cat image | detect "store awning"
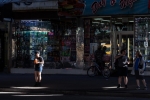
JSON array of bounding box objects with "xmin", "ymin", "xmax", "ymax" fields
[{"xmin": 0, "ymin": 0, "xmax": 57, "ymax": 6}]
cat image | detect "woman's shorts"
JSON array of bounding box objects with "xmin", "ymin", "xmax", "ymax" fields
[
  {"xmin": 135, "ymin": 70, "xmax": 144, "ymax": 80},
  {"xmin": 117, "ymin": 67, "xmax": 128, "ymax": 76},
  {"xmin": 35, "ymin": 66, "xmax": 43, "ymax": 72}
]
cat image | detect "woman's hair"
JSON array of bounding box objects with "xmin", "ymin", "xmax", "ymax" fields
[
  {"xmin": 120, "ymin": 49, "xmax": 126, "ymax": 54},
  {"xmin": 136, "ymin": 50, "xmax": 142, "ymax": 57},
  {"xmin": 35, "ymin": 51, "xmax": 40, "ymax": 55}
]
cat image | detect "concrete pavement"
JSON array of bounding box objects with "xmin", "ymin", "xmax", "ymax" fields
[{"xmin": 0, "ymin": 73, "xmax": 150, "ymax": 98}]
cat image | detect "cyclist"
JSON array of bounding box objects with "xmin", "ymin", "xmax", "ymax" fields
[{"xmin": 94, "ymin": 45, "xmax": 104, "ymax": 70}]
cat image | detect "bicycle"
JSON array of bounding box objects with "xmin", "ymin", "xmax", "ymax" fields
[{"xmin": 87, "ymin": 61, "xmax": 111, "ymax": 78}]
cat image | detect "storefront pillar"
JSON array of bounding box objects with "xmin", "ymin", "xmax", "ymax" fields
[
  {"xmin": 8, "ymin": 22, "xmax": 12, "ymax": 73},
  {"xmin": 119, "ymin": 32, "xmax": 122, "ymax": 54},
  {"xmin": 76, "ymin": 17, "xmax": 84, "ymax": 68},
  {"xmin": 111, "ymin": 25, "xmax": 117, "ymax": 69}
]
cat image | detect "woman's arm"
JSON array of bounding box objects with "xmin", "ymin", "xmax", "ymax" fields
[
  {"xmin": 115, "ymin": 54, "xmax": 123, "ymax": 59},
  {"xmin": 141, "ymin": 57, "xmax": 145, "ymax": 71},
  {"xmin": 34, "ymin": 59, "xmax": 43, "ymax": 64}
]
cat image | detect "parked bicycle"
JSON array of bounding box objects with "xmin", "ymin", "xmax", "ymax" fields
[{"xmin": 87, "ymin": 61, "xmax": 111, "ymax": 78}]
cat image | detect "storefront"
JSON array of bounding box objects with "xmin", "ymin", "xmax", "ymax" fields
[
  {"xmin": 58, "ymin": 0, "xmax": 150, "ymax": 72},
  {"xmin": 11, "ymin": 0, "xmax": 150, "ymax": 74},
  {"xmin": 11, "ymin": 0, "xmax": 85, "ymax": 74},
  {"xmin": 80, "ymin": 0, "xmax": 150, "ymax": 71}
]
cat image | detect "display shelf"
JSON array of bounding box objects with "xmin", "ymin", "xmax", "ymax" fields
[{"xmin": 134, "ymin": 17, "xmax": 150, "ymax": 62}]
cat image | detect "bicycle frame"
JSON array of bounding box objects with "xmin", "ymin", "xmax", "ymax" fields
[{"xmin": 93, "ymin": 62, "xmax": 102, "ymax": 73}]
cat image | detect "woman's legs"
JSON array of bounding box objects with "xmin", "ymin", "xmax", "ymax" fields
[
  {"xmin": 34, "ymin": 71, "xmax": 38, "ymax": 82},
  {"xmin": 118, "ymin": 76, "xmax": 122, "ymax": 85},
  {"xmin": 37, "ymin": 72, "xmax": 42, "ymax": 82},
  {"xmin": 142, "ymin": 79, "xmax": 147, "ymax": 87},
  {"xmin": 123, "ymin": 76, "xmax": 128, "ymax": 85},
  {"xmin": 136, "ymin": 79, "xmax": 140, "ymax": 87},
  {"xmin": 36, "ymin": 71, "xmax": 42, "ymax": 86},
  {"xmin": 34, "ymin": 71, "xmax": 38, "ymax": 86}
]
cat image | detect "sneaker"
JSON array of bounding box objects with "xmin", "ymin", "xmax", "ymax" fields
[
  {"xmin": 136, "ymin": 86, "xmax": 140, "ymax": 90},
  {"xmin": 144, "ymin": 87, "xmax": 147, "ymax": 90},
  {"xmin": 125, "ymin": 85, "xmax": 128, "ymax": 89},
  {"xmin": 117, "ymin": 84, "xmax": 121, "ymax": 88}
]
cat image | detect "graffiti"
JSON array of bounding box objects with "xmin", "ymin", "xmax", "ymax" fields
[
  {"xmin": 119, "ymin": 0, "xmax": 137, "ymax": 9},
  {"xmin": 91, "ymin": 0, "xmax": 106, "ymax": 14}
]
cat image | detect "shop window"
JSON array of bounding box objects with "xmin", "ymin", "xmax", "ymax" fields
[
  {"xmin": 84, "ymin": 17, "xmax": 111, "ymax": 68},
  {"xmin": 111, "ymin": 17, "xmax": 134, "ymax": 31},
  {"xmin": 12, "ymin": 19, "xmax": 77, "ymax": 69},
  {"xmin": 134, "ymin": 17, "xmax": 150, "ymax": 69}
]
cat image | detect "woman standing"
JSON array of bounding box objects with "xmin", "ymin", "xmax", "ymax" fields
[
  {"xmin": 34, "ymin": 51, "xmax": 44, "ymax": 86},
  {"xmin": 131, "ymin": 51, "xmax": 147, "ymax": 90}
]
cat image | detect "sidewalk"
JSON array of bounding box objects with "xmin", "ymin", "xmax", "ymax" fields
[{"xmin": 0, "ymin": 74, "xmax": 150, "ymax": 98}]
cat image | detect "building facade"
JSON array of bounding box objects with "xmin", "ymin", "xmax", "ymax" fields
[{"xmin": 1, "ymin": 0, "xmax": 150, "ymax": 74}]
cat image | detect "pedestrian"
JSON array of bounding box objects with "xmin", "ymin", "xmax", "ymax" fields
[
  {"xmin": 131, "ymin": 50, "xmax": 147, "ymax": 90},
  {"xmin": 94, "ymin": 45, "xmax": 103, "ymax": 69},
  {"xmin": 34, "ymin": 51, "xmax": 44, "ymax": 86},
  {"xmin": 115, "ymin": 49, "xmax": 129, "ymax": 89},
  {"xmin": 102, "ymin": 46, "xmax": 107, "ymax": 67}
]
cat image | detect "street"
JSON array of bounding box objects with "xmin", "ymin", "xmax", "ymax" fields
[
  {"xmin": 0, "ymin": 73, "xmax": 150, "ymax": 99},
  {"xmin": 0, "ymin": 94, "xmax": 150, "ymax": 100}
]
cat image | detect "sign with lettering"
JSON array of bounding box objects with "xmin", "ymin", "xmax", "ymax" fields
[
  {"xmin": 144, "ymin": 41, "xmax": 148, "ymax": 48},
  {"xmin": 83, "ymin": 0, "xmax": 149, "ymax": 15}
]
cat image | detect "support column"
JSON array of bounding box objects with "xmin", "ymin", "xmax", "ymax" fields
[
  {"xmin": 8, "ymin": 22, "xmax": 12, "ymax": 73},
  {"xmin": 119, "ymin": 32, "xmax": 122, "ymax": 54},
  {"xmin": 76, "ymin": 17, "xmax": 84, "ymax": 69},
  {"xmin": 111, "ymin": 25, "xmax": 116, "ymax": 69}
]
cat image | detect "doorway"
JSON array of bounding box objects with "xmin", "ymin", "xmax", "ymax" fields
[{"xmin": 116, "ymin": 31, "xmax": 134, "ymax": 67}]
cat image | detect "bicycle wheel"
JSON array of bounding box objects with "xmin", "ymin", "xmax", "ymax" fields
[
  {"xmin": 87, "ymin": 66, "xmax": 98, "ymax": 77},
  {"xmin": 102, "ymin": 67, "xmax": 110, "ymax": 78}
]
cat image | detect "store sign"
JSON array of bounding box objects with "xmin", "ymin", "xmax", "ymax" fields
[
  {"xmin": 91, "ymin": 0, "xmax": 137, "ymax": 14},
  {"xmin": 144, "ymin": 41, "xmax": 148, "ymax": 48},
  {"xmin": 12, "ymin": 1, "xmax": 58, "ymax": 10},
  {"xmin": 83, "ymin": 0, "xmax": 148, "ymax": 15}
]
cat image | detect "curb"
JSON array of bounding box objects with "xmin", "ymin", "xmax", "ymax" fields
[{"xmin": 0, "ymin": 88, "xmax": 150, "ymax": 98}]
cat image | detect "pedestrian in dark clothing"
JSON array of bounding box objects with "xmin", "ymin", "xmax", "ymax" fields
[
  {"xmin": 94, "ymin": 46, "xmax": 103, "ymax": 69},
  {"xmin": 102, "ymin": 46, "xmax": 107, "ymax": 67},
  {"xmin": 115, "ymin": 49, "xmax": 128, "ymax": 89}
]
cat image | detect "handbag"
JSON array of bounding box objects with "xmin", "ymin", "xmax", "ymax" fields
[
  {"xmin": 138, "ymin": 63, "xmax": 143, "ymax": 69},
  {"xmin": 139, "ymin": 69, "xmax": 144, "ymax": 75}
]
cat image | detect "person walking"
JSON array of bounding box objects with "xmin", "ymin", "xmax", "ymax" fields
[
  {"xmin": 115, "ymin": 49, "xmax": 129, "ymax": 89},
  {"xmin": 131, "ymin": 51, "xmax": 147, "ymax": 90},
  {"xmin": 34, "ymin": 51, "xmax": 44, "ymax": 86}
]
